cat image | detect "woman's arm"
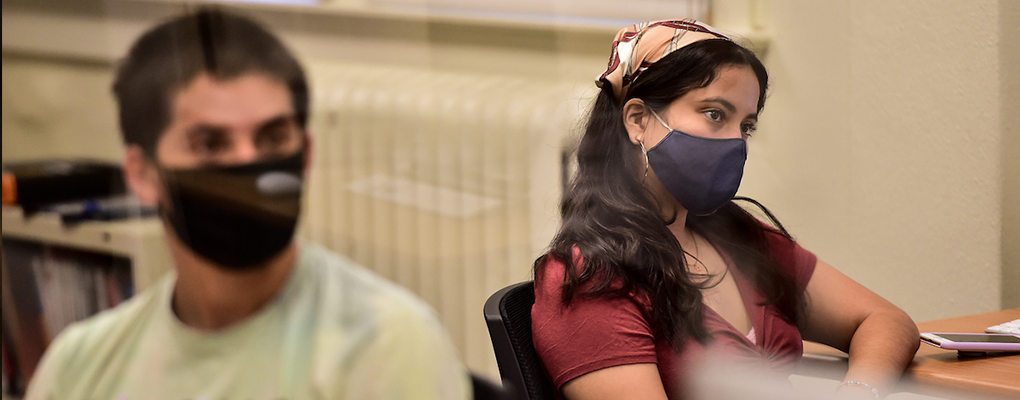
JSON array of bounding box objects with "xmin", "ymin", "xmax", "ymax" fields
[
  {"xmin": 799, "ymin": 260, "xmax": 920, "ymax": 398},
  {"xmin": 561, "ymin": 363, "xmax": 669, "ymax": 400}
]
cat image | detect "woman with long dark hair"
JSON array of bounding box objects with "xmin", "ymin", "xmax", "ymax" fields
[{"xmin": 532, "ymin": 20, "xmax": 919, "ymax": 399}]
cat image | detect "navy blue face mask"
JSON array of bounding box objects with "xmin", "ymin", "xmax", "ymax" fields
[{"xmin": 644, "ymin": 110, "xmax": 747, "ymax": 215}]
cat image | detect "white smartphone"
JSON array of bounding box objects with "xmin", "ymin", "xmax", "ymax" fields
[{"xmin": 920, "ymin": 332, "xmax": 1020, "ymax": 352}]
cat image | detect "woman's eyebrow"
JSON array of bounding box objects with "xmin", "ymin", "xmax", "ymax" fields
[
  {"xmin": 700, "ymin": 97, "xmax": 758, "ymax": 120},
  {"xmin": 699, "ymin": 97, "xmax": 737, "ymax": 113}
]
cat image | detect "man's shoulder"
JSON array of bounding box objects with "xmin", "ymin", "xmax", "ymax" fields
[
  {"xmin": 26, "ymin": 278, "xmax": 169, "ymax": 396},
  {"xmin": 294, "ymin": 243, "xmax": 469, "ymax": 399},
  {"xmin": 49, "ymin": 278, "xmax": 165, "ymax": 357}
]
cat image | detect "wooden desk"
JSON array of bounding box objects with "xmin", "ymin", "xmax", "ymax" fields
[
  {"xmin": 803, "ymin": 308, "xmax": 1020, "ymax": 399},
  {"xmin": 908, "ymin": 308, "xmax": 1020, "ymax": 398}
]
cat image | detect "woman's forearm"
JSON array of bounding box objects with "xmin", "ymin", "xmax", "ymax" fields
[{"xmin": 841, "ymin": 308, "xmax": 920, "ymax": 397}]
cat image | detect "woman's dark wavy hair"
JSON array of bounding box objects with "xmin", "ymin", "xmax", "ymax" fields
[{"xmin": 535, "ymin": 39, "xmax": 804, "ymax": 349}]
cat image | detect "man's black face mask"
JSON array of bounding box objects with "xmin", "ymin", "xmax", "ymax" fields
[{"xmin": 159, "ymin": 150, "xmax": 304, "ymax": 270}]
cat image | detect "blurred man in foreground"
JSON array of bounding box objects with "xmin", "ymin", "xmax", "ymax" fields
[{"xmin": 25, "ymin": 8, "xmax": 469, "ymax": 399}]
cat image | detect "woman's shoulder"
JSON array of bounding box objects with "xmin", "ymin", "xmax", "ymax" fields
[
  {"xmin": 533, "ymin": 247, "xmax": 649, "ymax": 309},
  {"xmin": 752, "ymin": 218, "xmax": 818, "ymax": 286},
  {"xmin": 533, "ymin": 247, "xmax": 606, "ymax": 291},
  {"xmin": 531, "ymin": 250, "xmax": 660, "ymax": 389},
  {"xmin": 533, "ymin": 251, "xmax": 573, "ymax": 299},
  {"xmin": 534, "ymin": 245, "xmax": 584, "ymax": 286}
]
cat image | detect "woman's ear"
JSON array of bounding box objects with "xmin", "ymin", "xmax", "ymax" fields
[
  {"xmin": 123, "ymin": 145, "xmax": 161, "ymax": 207},
  {"xmin": 622, "ymin": 98, "xmax": 649, "ymax": 146}
]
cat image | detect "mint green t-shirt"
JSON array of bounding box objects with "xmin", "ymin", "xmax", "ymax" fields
[{"xmin": 25, "ymin": 242, "xmax": 470, "ymax": 400}]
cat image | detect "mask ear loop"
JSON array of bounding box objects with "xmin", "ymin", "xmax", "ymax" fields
[
  {"xmin": 650, "ymin": 109, "xmax": 673, "ymax": 131},
  {"xmin": 641, "ymin": 108, "xmax": 671, "ymax": 179}
]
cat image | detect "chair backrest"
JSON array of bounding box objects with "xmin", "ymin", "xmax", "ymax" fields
[
  {"xmin": 483, "ymin": 281, "xmax": 557, "ymax": 400},
  {"xmin": 471, "ymin": 372, "xmax": 509, "ymax": 400}
]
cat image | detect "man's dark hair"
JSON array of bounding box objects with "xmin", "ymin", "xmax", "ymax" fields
[{"xmin": 113, "ymin": 8, "xmax": 309, "ymax": 156}]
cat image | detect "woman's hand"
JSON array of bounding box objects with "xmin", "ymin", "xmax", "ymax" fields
[{"xmin": 799, "ymin": 260, "xmax": 921, "ymax": 398}]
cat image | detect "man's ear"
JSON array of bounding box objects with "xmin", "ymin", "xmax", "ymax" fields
[
  {"xmin": 124, "ymin": 145, "xmax": 161, "ymax": 207},
  {"xmin": 622, "ymin": 98, "xmax": 649, "ymax": 146},
  {"xmin": 302, "ymin": 133, "xmax": 314, "ymax": 180}
]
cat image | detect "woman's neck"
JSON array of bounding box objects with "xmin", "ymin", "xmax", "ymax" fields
[
  {"xmin": 646, "ymin": 167, "xmax": 693, "ymax": 248},
  {"xmin": 667, "ymin": 217, "xmax": 694, "ymax": 249}
]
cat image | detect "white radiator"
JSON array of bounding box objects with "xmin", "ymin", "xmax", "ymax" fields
[{"xmin": 300, "ymin": 62, "xmax": 585, "ymax": 377}]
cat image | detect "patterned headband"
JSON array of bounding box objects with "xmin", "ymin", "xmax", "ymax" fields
[{"xmin": 597, "ymin": 19, "xmax": 730, "ymax": 104}]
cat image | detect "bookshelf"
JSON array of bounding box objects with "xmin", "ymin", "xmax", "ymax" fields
[
  {"xmin": 0, "ymin": 206, "xmax": 171, "ymax": 395},
  {"xmin": 1, "ymin": 207, "xmax": 170, "ymax": 292}
]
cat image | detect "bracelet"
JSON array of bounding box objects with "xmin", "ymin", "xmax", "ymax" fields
[{"xmin": 837, "ymin": 380, "xmax": 880, "ymax": 398}]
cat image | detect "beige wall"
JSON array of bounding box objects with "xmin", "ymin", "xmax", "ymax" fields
[
  {"xmin": 2, "ymin": 56, "xmax": 122, "ymax": 163},
  {"xmin": 740, "ymin": 0, "xmax": 1013, "ymax": 321},
  {"xmin": 1001, "ymin": 0, "xmax": 1020, "ymax": 309},
  {"xmin": 2, "ymin": 0, "xmax": 1016, "ymax": 322}
]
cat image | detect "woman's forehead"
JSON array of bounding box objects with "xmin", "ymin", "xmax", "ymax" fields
[{"xmin": 680, "ymin": 66, "xmax": 760, "ymax": 112}]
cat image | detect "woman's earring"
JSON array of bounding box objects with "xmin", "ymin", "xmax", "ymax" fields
[{"xmin": 639, "ymin": 141, "xmax": 649, "ymax": 178}]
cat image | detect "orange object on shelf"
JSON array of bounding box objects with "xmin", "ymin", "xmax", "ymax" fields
[{"xmin": 2, "ymin": 172, "xmax": 15, "ymax": 205}]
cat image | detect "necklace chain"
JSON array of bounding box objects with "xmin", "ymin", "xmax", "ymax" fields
[{"xmin": 685, "ymin": 231, "xmax": 707, "ymax": 274}]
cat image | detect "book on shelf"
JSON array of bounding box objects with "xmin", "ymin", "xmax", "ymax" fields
[{"xmin": 1, "ymin": 239, "xmax": 134, "ymax": 396}]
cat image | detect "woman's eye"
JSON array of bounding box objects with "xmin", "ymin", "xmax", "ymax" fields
[
  {"xmin": 705, "ymin": 110, "xmax": 723, "ymax": 122},
  {"xmin": 741, "ymin": 123, "xmax": 757, "ymax": 138}
]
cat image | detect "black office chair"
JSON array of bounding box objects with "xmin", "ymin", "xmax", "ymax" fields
[
  {"xmin": 471, "ymin": 372, "xmax": 510, "ymax": 400},
  {"xmin": 483, "ymin": 281, "xmax": 557, "ymax": 400}
]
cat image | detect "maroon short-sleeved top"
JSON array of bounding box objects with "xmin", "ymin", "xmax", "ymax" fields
[{"xmin": 531, "ymin": 229, "xmax": 817, "ymax": 398}]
